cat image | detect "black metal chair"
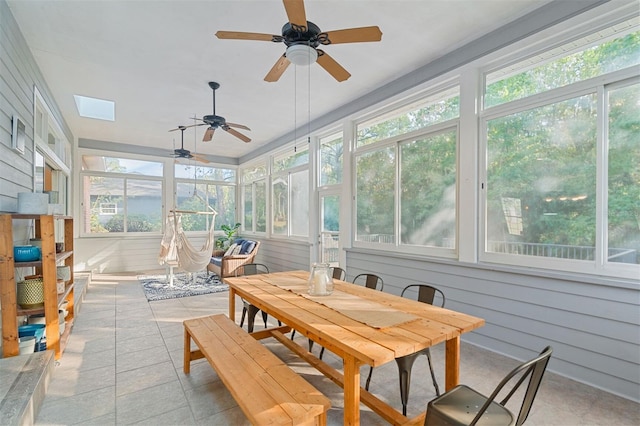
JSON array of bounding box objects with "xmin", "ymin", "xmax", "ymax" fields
[
  {"xmin": 364, "ymin": 284, "xmax": 445, "ymax": 415},
  {"xmin": 237, "ymin": 263, "xmax": 270, "ymax": 333},
  {"xmin": 425, "ymin": 345, "xmax": 553, "ymax": 425},
  {"xmin": 331, "ymin": 266, "xmax": 346, "ymax": 281},
  {"xmin": 352, "ymin": 273, "xmax": 384, "ymax": 291}
]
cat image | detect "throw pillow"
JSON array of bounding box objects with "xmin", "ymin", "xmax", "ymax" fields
[
  {"xmin": 224, "ymin": 243, "xmax": 238, "ymax": 257},
  {"xmin": 240, "ymin": 240, "xmax": 256, "ymax": 255},
  {"xmin": 231, "ymin": 244, "xmax": 243, "ymax": 255}
]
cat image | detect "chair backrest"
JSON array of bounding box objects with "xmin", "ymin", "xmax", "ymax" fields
[
  {"xmin": 239, "ymin": 263, "xmax": 269, "ymax": 276},
  {"xmin": 352, "ymin": 273, "xmax": 384, "ymax": 291},
  {"xmin": 474, "ymin": 345, "xmax": 553, "ymax": 426},
  {"xmin": 401, "ymin": 284, "xmax": 445, "ymax": 308},
  {"xmin": 331, "ymin": 267, "xmax": 346, "ymax": 281}
]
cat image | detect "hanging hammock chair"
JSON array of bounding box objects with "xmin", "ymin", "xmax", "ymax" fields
[{"xmin": 158, "ymin": 209, "xmax": 217, "ymax": 286}]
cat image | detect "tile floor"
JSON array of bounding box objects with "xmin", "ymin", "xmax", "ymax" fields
[{"xmin": 34, "ymin": 272, "xmax": 639, "ymax": 425}]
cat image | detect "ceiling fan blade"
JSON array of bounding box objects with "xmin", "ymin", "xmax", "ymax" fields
[
  {"xmin": 191, "ymin": 153, "xmax": 211, "ymax": 164},
  {"xmin": 225, "ymin": 122, "xmax": 251, "ymax": 131},
  {"xmin": 203, "ymin": 127, "xmax": 215, "ymax": 142},
  {"xmin": 316, "ymin": 50, "xmax": 351, "ymax": 82},
  {"xmin": 323, "ymin": 26, "xmax": 383, "ymax": 44},
  {"xmin": 224, "ymin": 127, "xmax": 252, "ymax": 143},
  {"xmin": 215, "ymin": 31, "xmax": 278, "ymax": 42},
  {"xmin": 168, "ymin": 123, "xmax": 206, "ymax": 132},
  {"xmin": 283, "ymin": 0, "xmax": 307, "ymax": 28},
  {"xmin": 264, "ymin": 54, "xmax": 291, "ymax": 82}
]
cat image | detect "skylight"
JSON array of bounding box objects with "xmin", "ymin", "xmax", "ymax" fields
[{"xmin": 73, "ymin": 95, "xmax": 115, "ymax": 121}]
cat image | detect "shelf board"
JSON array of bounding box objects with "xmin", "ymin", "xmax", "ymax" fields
[
  {"xmin": 13, "ymin": 251, "xmax": 73, "ymax": 268},
  {"xmin": 0, "ymin": 213, "xmax": 73, "ymax": 220}
]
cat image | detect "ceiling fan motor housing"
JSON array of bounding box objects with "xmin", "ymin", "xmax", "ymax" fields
[
  {"xmin": 281, "ymin": 21, "xmax": 324, "ymax": 48},
  {"xmin": 203, "ymin": 114, "xmax": 226, "ymax": 127}
]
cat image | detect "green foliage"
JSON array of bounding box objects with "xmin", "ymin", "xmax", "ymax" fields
[
  {"xmin": 103, "ymin": 214, "xmax": 155, "ymax": 232},
  {"xmin": 216, "ymin": 222, "xmax": 241, "ymax": 249}
]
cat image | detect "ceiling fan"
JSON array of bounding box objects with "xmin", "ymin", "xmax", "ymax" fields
[
  {"xmin": 182, "ymin": 82, "xmax": 251, "ymax": 143},
  {"xmin": 168, "ymin": 125, "xmax": 210, "ymax": 163},
  {"xmin": 215, "ymin": 0, "xmax": 382, "ymax": 82}
]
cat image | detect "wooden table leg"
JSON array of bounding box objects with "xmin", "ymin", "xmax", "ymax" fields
[
  {"xmin": 228, "ymin": 288, "xmax": 236, "ymax": 321},
  {"xmin": 445, "ymin": 336, "xmax": 461, "ymax": 391},
  {"xmin": 343, "ymin": 355, "xmax": 361, "ymax": 426},
  {"xmin": 183, "ymin": 327, "xmax": 191, "ymax": 374}
]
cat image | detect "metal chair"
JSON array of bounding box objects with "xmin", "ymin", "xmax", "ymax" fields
[
  {"xmin": 237, "ymin": 263, "xmax": 270, "ymax": 333},
  {"xmin": 364, "ymin": 284, "xmax": 445, "ymax": 415},
  {"xmin": 425, "ymin": 345, "xmax": 553, "ymax": 426},
  {"xmin": 331, "ymin": 266, "xmax": 346, "ymax": 281},
  {"xmin": 352, "ymin": 273, "xmax": 384, "ymax": 291}
]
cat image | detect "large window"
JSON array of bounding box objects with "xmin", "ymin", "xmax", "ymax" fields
[
  {"xmin": 81, "ymin": 156, "xmax": 163, "ymax": 234},
  {"xmin": 271, "ymin": 147, "xmax": 309, "ymax": 237},
  {"xmin": 175, "ymin": 164, "xmax": 236, "ymax": 232},
  {"xmin": 355, "ymin": 88, "xmax": 459, "ymax": 252},
  {"xmin": 482, "ymin": 24, "xmax": 639, "ymax": 272}
]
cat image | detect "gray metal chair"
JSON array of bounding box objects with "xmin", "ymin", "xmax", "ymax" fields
[
  {"xmin": 237, "ymin": 263, "xmax": 270, "ymax": 333},
  {"xmin": 352, "ymin": 273, "xmax": 384, "ymax": 291},
  {"xmin": 425, "ymin": 345, "xmax": 553, "ymax": 426},
  {"xmin": 331, "ymin": 266, "xmax": 346, "ymax": 281},
  {"xmin": 365, "ymin": 284, "xmax": 445, "ymax": 415}
]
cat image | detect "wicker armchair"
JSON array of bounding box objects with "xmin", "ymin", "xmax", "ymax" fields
[{"xmin": 207, "ymin": 240, "xmax": 261, "ymax": 278}]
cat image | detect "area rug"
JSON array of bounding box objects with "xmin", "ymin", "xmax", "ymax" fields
[{"xmin": 138, "ymin": 271, "xmax": 228, "ymax": 302}]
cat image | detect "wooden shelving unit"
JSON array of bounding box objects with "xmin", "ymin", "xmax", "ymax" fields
[{"xmin": 0, "ymin": 213, "xmax": 74, "ymax": 359}]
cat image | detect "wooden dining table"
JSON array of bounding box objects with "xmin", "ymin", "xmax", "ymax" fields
[{"xmin": 225, "ymin": 270, "xmax": 485, "ymax": 426}]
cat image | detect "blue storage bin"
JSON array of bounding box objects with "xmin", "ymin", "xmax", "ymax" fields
[{"xmin": 18, "ymin": 324, "xmax": 46, "ymax": 351}]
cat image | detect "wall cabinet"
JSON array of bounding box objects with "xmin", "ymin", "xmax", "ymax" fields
[{"xmin": 0, "ymin": 213, "xmax": 74, "ymax": 359}]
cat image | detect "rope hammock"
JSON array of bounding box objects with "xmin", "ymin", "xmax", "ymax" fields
[{"xmin": 158, "ymin": 209, "xmax": 217, "ymax": 286}]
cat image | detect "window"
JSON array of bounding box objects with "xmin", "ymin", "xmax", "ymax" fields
[
  {"xmin": 357, "ymin": 87, "xmax": 459, "ymax": 148},
  {"xmin": 319, "ymin": 133, "xmax": 343, "ymax": 186},
  {"xmin": 485, "ymin": 95, "xmax": 597, "ymax": 259},
  {"xmin": 81, "ymin": 156, "xmax": 163, "ymax": 234},
  {"xmin": 175, "ymin": 164, "xmax": 236, "ymax": 232},
  {"xmin": 354, "ymin": 88, "xmax": 459, "ymax": 252},
  {"xmin": 356, "ymin": 147, "xmax": 395, "ymax": 244},
  {"xmin": 485, "ymin": 22, "xmax": 640, "ymax": 108},
  {"xmin": 242, "ymin": 164, "xmax": 267, "ymax": 233},
  {"xmin": 482, "ymin": 22, "xmax": 639, "ymax": 273},
  {"xmin": 607, "ymin": 82, "xmax": 640, "ymax": 265},
  {"xmin": 99, "ymin": 203, "xmax": 118, "ymax": 215},
  {"xmin": 271, "ymin": 147, "xmax": 309, "ymax": 237},
  {"xmin": 400, "ymin": 128, "xmax": 457, "ymax": 248},
  {"xmin": 34, "ymin": 87, "xmax": 71, "ymax": 215}
]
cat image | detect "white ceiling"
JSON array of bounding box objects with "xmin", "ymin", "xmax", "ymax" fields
[{"xmin": 8, "ymin": 0, "xmax": 553, "ymax": 161}]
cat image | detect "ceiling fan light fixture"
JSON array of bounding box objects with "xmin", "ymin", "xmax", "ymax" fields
[{"xmin": 286, "ymin": 44, "xmax": 317, "ymax": 66}]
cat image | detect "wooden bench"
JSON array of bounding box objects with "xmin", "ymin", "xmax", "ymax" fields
[{"xmin": 184, "ymin": 314, "xmax": 330, "ymax": 425}]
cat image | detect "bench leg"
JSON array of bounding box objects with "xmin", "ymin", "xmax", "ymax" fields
[{"xmin": 184, "ymin": 328, "xmax": 191, "ymax": 374}]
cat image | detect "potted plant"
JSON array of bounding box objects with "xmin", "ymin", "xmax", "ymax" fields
[{"xmin": 216, "ymin": 222, "xmax": 241, "ymax": 249}]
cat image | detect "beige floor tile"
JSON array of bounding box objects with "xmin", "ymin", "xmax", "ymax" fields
[{"xmin": 29, "ymin": 272, "xmax": 640, "ymax": 426}]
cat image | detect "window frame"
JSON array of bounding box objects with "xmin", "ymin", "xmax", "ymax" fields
[
  {"xmin": 270, "ymin": 145, "xmax": 310, "ymax": 240},
  {"xmin": 79, "ymin": 153, "xmax": 165, "ymax": 237},
  {"xmin": 351, "ymin": 84, "xmax": 461, "ymax": 257},
  {"xmin": 479, "ymin": 35, "xmax": 640, "ymax": 279}
]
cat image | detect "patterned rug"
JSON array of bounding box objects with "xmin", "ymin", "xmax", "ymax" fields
[{"xmin": 138, "ymin": 271, "xmax": 228, "ymax": 302}]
